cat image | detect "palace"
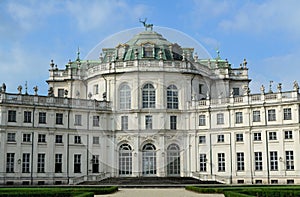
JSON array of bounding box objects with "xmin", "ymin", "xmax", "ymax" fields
[{"xmin": 0, "ymin": 27, "xmax": 299, "ymax": 185}]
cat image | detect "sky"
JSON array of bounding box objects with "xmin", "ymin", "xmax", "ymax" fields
[{"xmin": 1, "ymin": 0, "xmax": 300, "ymax": 95}]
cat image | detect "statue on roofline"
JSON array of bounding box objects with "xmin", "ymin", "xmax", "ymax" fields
[{"xmin": 139, "ymin": 18, "xmax": 153, "ymax": 31}]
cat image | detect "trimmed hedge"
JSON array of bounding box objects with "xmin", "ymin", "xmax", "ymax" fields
[
  {"xmin": 223, "ymin": 191, "xmax": 254, "ymax": 197},
  {"xmin": 186, "ymin": 186, "xmax": 223, "ymax": 193}
]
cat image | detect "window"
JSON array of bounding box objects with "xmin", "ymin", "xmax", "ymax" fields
[
  {"xmin": 58, "ymin": 89, "xmax": 64, "ymax": 98},
  {"xmin": 268, "ymin": 109, "xmax": 276, "ymax": 121},
  {"xmin": 236, "ymin": 152, "xmax": 244, "ymax": 171},
  {"xmin": 236, "ymin": 133, "xmax": 243, "ymax": 142},
  {"xmin": 199, "ymin": 136, "xmax": 206, "ymax": 144},
  {"xmin": 199, "ymin": 115, "xmax": 206, "ymax": 126},
  {"xmin": 167, "ymin": 144, "xmax": 180, "ymax": 175},
  {"xmin": 121, "ymin": 116, "xmax": 128, "ymax": 130},
  {"xmin": 74, "ymin": 114, "xmax": 82, "ymax": 126},
  {"xmin": 253, "ymin": 110, "xmax": 261, "ymax": 122},
  {"xmin": 235, "ymin": 112, "xmax": 243, "ymax": 123},
  {"xmin": 199, "ymin": 154, "xmax": 207, "ymax": 172},
  {"xmin": 285, "ymin": 131, "xmax": 293, "ymax": 139},
  {"xmin": 24, "ymin": 111, "xmax": 31, "ymax": 123},
  {"xmin": 170, "ymin": 115, "xmax": 177, "ymax": 130},
  {"xmin": 93, "ymin": 115, "xmax": 100, "ymax": 127},
  {"xmin": 218, "ymin": 153, "xmax": 225, "ymax": 171},
  {"xmin": 167, "ymin": 85, "xmax": 178, "ymax": 109},
  {"xmin": 120, "ymin": 84, "xmax": 131, "ymax": 109},
  {"xmin": 7, "ymin": 133, "xmax": 16, "ymax": 142},
  {"xmin": 55, "ymin": 135, "xmax": 63, "ymax": 143},
  {"xmin": 8, "ymin": 110, "xmax": 16, "ymax": 122},
  {"xmin": 142, "ymin": 84, "xmax": 155, "ymax": 108},
  {"xmin": 22, "ymin": 153, "xmax": 30, "ymax": 173},
  {"xmin": 253, "ymin": 132, "xmax": 261, "ymax": 141},
  {"xmin": 233, "ymin": 88, "xmax": 240, "ymax": 96},
  {"xmin": 55, "ymin": 154, "xmax": 62, "ymax": 173},
  {"xmin": 283, "ymin": 108, "xmax": 292, "ymax": 120},
  {"xmin": 119, "ymin": 144, "xmax": 132, "ymax": 175},
  {"xmin": 93, "ymin": 136, "xmax": 99, "ymax": 144},
  {"xmin": 74, "ymin": 136, "xmax": 81, "ymax": 144},
  {"xmin": 92, "ymin": 155, "xmax": 99, "ymax": 173},
  {"xmin": 269, "ymin": 132, "xmax": 277, "ymax": 140},
  {"xmin": 287, "ymin": 179, "xmax": 294, "ymax": 184},
  {"xmin": 37, "ymin": 153, "xmax": 45, "ymax": 173},
  {"xmin": 23, "ymin": 133, "xmax": 31, "ymax": 142},
  {"xmin": 255, "ymin": 152, "xmax": 263, "ymax": 171},
  {"xmin": 271, "ymin": 180, "xmax": 278, "ymax": 184},
  {"xmin": 6, "ymin": 153, "xmax": 14, "ymax": 173},
  {"xmin": 217, "ymin": 113, "xmax": 224, "ymax": 125},
  {"xmin": 286, "ymin": 151, "xmax": 294, "ymax": 170},
  {"xmin": 145, "ymin": 115, "xmax": 152, "ymax": 129},
  {"xmin": 270, "ymin": 151, "xmax": 278, "ymax": 171},
  {"xmin": 39, "ymin": 112, "xmax": 46, "ymax": 124},
  {"xmin": 74, "ymin": 154, "xmax": 81, "ymax": 173},
  {"xmin": 38, "ymin": 134, "xmax": 46, "ymax": 143},
  {"xmin": 143, "ymin": 44, "xmax": 153, "ymax": 57},
  {"xmin": 56, "ymin": 113, "xmax": 63, "ymax": 125},
  {"xmin": 199, "ymin": 84, "xmax": 203, "ymax": 94},
  {"xmin": 93, "ymin": 84, "xmax": 99, "ymax": 95},
  {"xmin": 217, "ymin": 134, "xmax": 224, "ymax": 143}
]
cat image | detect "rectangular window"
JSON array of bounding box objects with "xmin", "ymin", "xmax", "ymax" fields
[
  {"xmin": 233, "ymin": 88, "xmax": 240, "ymax": 96},
  {"xmin": 92, "ymin": 155, "xmax": 99, "ymax": 173},
  {"xmin": 145, "ymin": 115, "xmax": 152, "ymax": 129},
  {"xmin": 255, "ymin": 152, "xmax": 263, "ymax": 171},
  {"xmin": 253, "ymin": 132, "xmax": 262, "ymax": 141},
  {"xmin": 285, "ymin": 131, "xmax": 293, "ymax": 139},
  {"xmin": 38, "ymin": 134, "xmax": 46, "ymax": 143},
  {"xmin": 74, "ymin": 154, "xmax": 81, "ymax": 173},
  {"xmin": 235, "ymin": 112, "xmax": 243, "ymax": 124},
  {"xmin": 7, "ymin": 133, "xmax": 16, "ymax": 142},
  {"xmin": 236, "ymin": 133, "xmax": 243, "ymax": 142},
  {"xmin": 74, "ymin": 136, "xmax": 81, "ymax": 144},
  {"xmin": 121, "ymin": 116, "xmax": 128, "ymax": 130},
  {"xmin": 217, "ymin": 113, "xmax": 224, "ymax": 125},
  {"xmin": 199, "ymin": 154, "xmax": 207, "ymax": 172},
  {"xmin": 217, "ymin": 134, "xmax": 224, "ymax": 143},
  {"xmin": 283, "ymin": 108, "xmax": 292, "ymax": 120},
  {"xmin": 253, "ymin": 110, "xmax": 261, "ymax": 122},
  {"xmin": 218, "ymin": 153, "xmax": 225, "ymax": 172},
  {"xmin": 199, "ymin": 136, "xmax": 206, "ymax": 144},
  {"xmin": 270, "ymin": 151, "xmax": 278, "ymax": 171},
  {"xmin": 55, "ymin": 154, "xmax": 62, "ymax": 173},
  {"xmin": 6, "ymin": 153, "xmax": 15, "ymax": 173},
  {"xmin": 56, "ymin": 113, "xmax": 63, "ymax": 125},
  {"xmin": 8, "ymin": 110, "xmax": 17, "ymax": 122},
  {"xmin": 58, "ymin": 89, "xmax": 64, "ymax": 98},
  {"xmin": 74, "ymin": 114, "xmax": 82, "ymax": 126},
  {"xmin": 269, "ymin": 132, "xmax": 277, "ymax": 140},
  {"xmin": 170, "ymin": 115, "xmax": 177, "ymax": 130},
  {"xmin": 22, "ymin": 153, "xmax": 30, "ymax": 173},
  {"xmin": 268, "ymin": 109, "xmax": 276, "ymax": 121},
  {"xmin": 93, "ymin": 136, "xmax": 99, "ymax": 144},
  {"xmin": 55, "ymin": 135, "xmax": 63, "ymax": 143},
  {"xmin": 93, "ymin": 84, "xmax": 99, "ymax": 95},
  {"xmin": 24, "ymin": 111, "xmax": 32, "ymax": 123},
  {"xmin": 199, "ymin": 84, "xmax": 203, "ymax": 94},
  {"xmin": 199, "ymin": 115, "xmax": 206, "ymax": 126},
  {"xmin": 39, "ymin": 112, "xmax": 46, "ymax": 124},
  {"xmin": 37, "ymin": 153, "xmax": 45, "ymax": 173},
  {"xmin": 93, "ymin": 115, "xmax": 100, "ymax": 127},
  {"xmin": 286, "ymin": 151, "xmax": 294, "ymax": 171},
  {"xmin": 22, "ymin": 133, "xmax": 31, "ymax": 142},
  {"xmin": 237, "ymin": 152, "xmax": 244, "ymax": 171}
]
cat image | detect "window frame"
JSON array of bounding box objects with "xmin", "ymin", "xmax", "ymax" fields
[
  {"xmin": 199, "ymin": 114, "xmax": 206, "ymax": 126},
  {"xmin": 268, "ymin": 109, "xmax": 276, "ymax": 121}
]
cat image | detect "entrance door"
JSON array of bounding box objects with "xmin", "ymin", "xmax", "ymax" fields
[
  {"xmin": 119, "ymin": 144, "xmax": 132, "ymax": 175},
  {"xmin": 142, "ymin": 143, "xmax": 156, "ymax": 175},
  {"xmin": 167, "ymin": 144, "xmax": 180, "ymax": 176}
]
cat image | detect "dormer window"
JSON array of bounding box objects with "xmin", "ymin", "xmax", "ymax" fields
[{"xmin": 143, "ymin": 44, "xmax": 154, "ymax": 58}]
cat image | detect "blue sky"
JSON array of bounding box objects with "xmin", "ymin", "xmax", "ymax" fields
[{"xmin": 1, "ymin": 0, "xmax": 300, "ymax": 95}]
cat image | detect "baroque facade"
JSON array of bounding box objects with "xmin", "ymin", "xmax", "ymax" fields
[{"xmin": 0, "ymin": 28, "xmax": 300, "ymax": 185}]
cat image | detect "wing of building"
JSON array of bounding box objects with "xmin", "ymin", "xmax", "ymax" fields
[{"xmin": 0, "ymin": 28, "xmax": 299, "ymax": 185}]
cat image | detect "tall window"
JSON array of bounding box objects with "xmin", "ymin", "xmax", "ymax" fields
[
  {"xmin": 142, "ymin": 84, "xmax": 155, "ymax": 108},
  {"xmin": 255, "ymin": 152, "xmax": 263, "ymax": 171},
  {"xmin": 93, "ymin": 136, "xmax": 99, "ymax": 144},
  {"xmin": 58, "ymin": 89, "xmax": 64, "ymax": 97},
  {"xmin": 38, "ymin": 134, "xmax": 46, "ymax": 143},
  {"xmin": 167, "ymin": 85, "xmax": 178, "ymax": 109},
  {"xmin": 120, "ymin": 84, "xmax": 131, "ymax": 109},
  {"xmin": 170, "ymin": 115, "xmax": 177, "ymax": 130},
  {"xmin": 218, "ymin": 153, "xmax": 225, "ymax": 171},
  {"xmin": 92, "ymin": 155, "xmax": 99, "ymax": 173},
  {"xmin": 142, "ymin": 143, "xmax": 156, "ymax": 175},
  {"xmin": 56, "ymin": 113, "xmax": 63, "ymax": 125},
  {"xmin": 199, "ymin": 136, "xmax": 206, "ymax": 144},
  {"xmin": 233, "ymin": 88, "xmax": 240, "ymax": 96},
  {"xmin": 74, "ymin": 114, "xmax": 82, "ymax": 126},
  {"xmin": 143, "ymin": 44, "xmax": 153, "ymax": 57},
  {"xmin": 199, "ymin": 154, "xmax": 207, "ymax": 172},
  {"xmin": 145, "ymin": 115, "xmax": 152, "ymax": 129},
  {"xmin": 74, "ymin": 154, "xmax": 81, "ymax": 173},
  {"xmin": 93, "ymin": 84, "xmax": 99, "ymax": 95},
  {"xmin": 199, "ymin": 84, "xmax": 204, "ymax": 94},
  {"xmin": 24, "ymin": 111, "xmax": 32, "ymax": 123},
  {"xmin": 74, "ymin": 136, "xmax": 81, "ymax": 144},
  {"xmin": 199, "ymin": 115, "xmax": 206, "ymax": 126},
  {"xmin": 121, "ymin": 116, "xmax": 128, "ymax": 130},
  {"xmin": 55, "ymin": 154, "xmax": 62, "ymax": 173},
  {"xmin": 236, "ymin": 133, "xmax": 243, "ymax": 142},
  {"xmin": 235, "ymin": 112, "xmax": 243, "ymax": 124},
  {"xmin": 253, "ymin": 110, "xmax": 261, "ymax": 122},
  {"xmin": 285, "ymin": 131, "xmax": 293, "ymax": 139},
  {"xmin": 167, "ymin": 144, "xmax": 180, "ymax": 175},
  {"xmin": 23, "ymin": 133, "xmax": 31, "ymax": 142},
  {"xmin": 269, "ymin": 132, "xmax": 277, "ymax": 140},
  {"xmin": 270, "ymin": 151, "xmax": 278, "ymax": 171},
  {"xmin": 283, "ymin": 108, "xmax": 292, "ymax": 120},
  {"xmin": 253, "ymin": 132, "xmax": 262, "ymax": 141},
  {"xmin": 217, "ymin": 113, "xmax": 224, "ymax": 125},
  {"xmin": 268, "ymin": 109, "xmax": 276, "ymax": 121},
  {"xmin": 217, "ymin": 134, "xmax": 224, "ymax": 143},
  {"xmin": 119, "ymin": 144, "xmax": 132, "ymax": 175},
  {"xmin": 22, "ymin": 153, "xmax": 30, "ymax": 173},
  {"xmin": 286, "ymin": 151, "xmax": 294, "ymax": 170},
  {"xmin": 37, "ymin": 153, "xmax": 45, "ymax": 173},
  {"xmin": 39, "ymin": 112, "xmax": 46, "ymax": 124},
  {"xmin": 236, "ymin": 152, "xmax": 244, "ymax": 171},
  {"xmin": 93, "ymin": 115, "xmax": 100, "ymax": 127},
  {"xmin": 6, "ymin": 153, "xmax": 15, "ymax": 173},
  {"xmin": 7, "ymin": 133, "xmax": 16, "ymax": 142},
  {"xmin": 8, "ymin": 110, "xmax": 17, "ymax": 122}
]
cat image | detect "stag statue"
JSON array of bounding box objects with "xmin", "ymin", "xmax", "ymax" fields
[{"xmin": 139, "ymin": 18, "xmax": 153, "ymax": 31}]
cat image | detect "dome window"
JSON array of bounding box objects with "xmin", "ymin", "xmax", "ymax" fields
[{"xmin": 143, "ymin": 43, "xmax": 154, "ymax": 58}]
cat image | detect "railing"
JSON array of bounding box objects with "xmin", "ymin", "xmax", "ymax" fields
[
  {"xmin": 70, "ymin": 172, "xmax": 108, "ymax": 185},
  {"xmin": 191, "ymin": 172, "xmax": 227, "ymax": 184}
]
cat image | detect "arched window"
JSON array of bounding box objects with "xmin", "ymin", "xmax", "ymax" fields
[
  {"xmin": 167, "ymin": 144, "xmax": 180, "ymax": 175},
  {"xmin": 120, "ymin": 84, "xmax": 131, "ymax": 109},
  {"xmin": 119, "ymin": 144, "xmax": 132, "ymax": 175},
  {"xmin": 142, "ymin": 143, "xmax": 156, "ymax": 175},
  {"xmin": 142, "ymin": 84, "xmax": 155, "ymax": 108},
  {"xmin": 167, "ymin": 85, "xmax": 178, "ymax": 109}
]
